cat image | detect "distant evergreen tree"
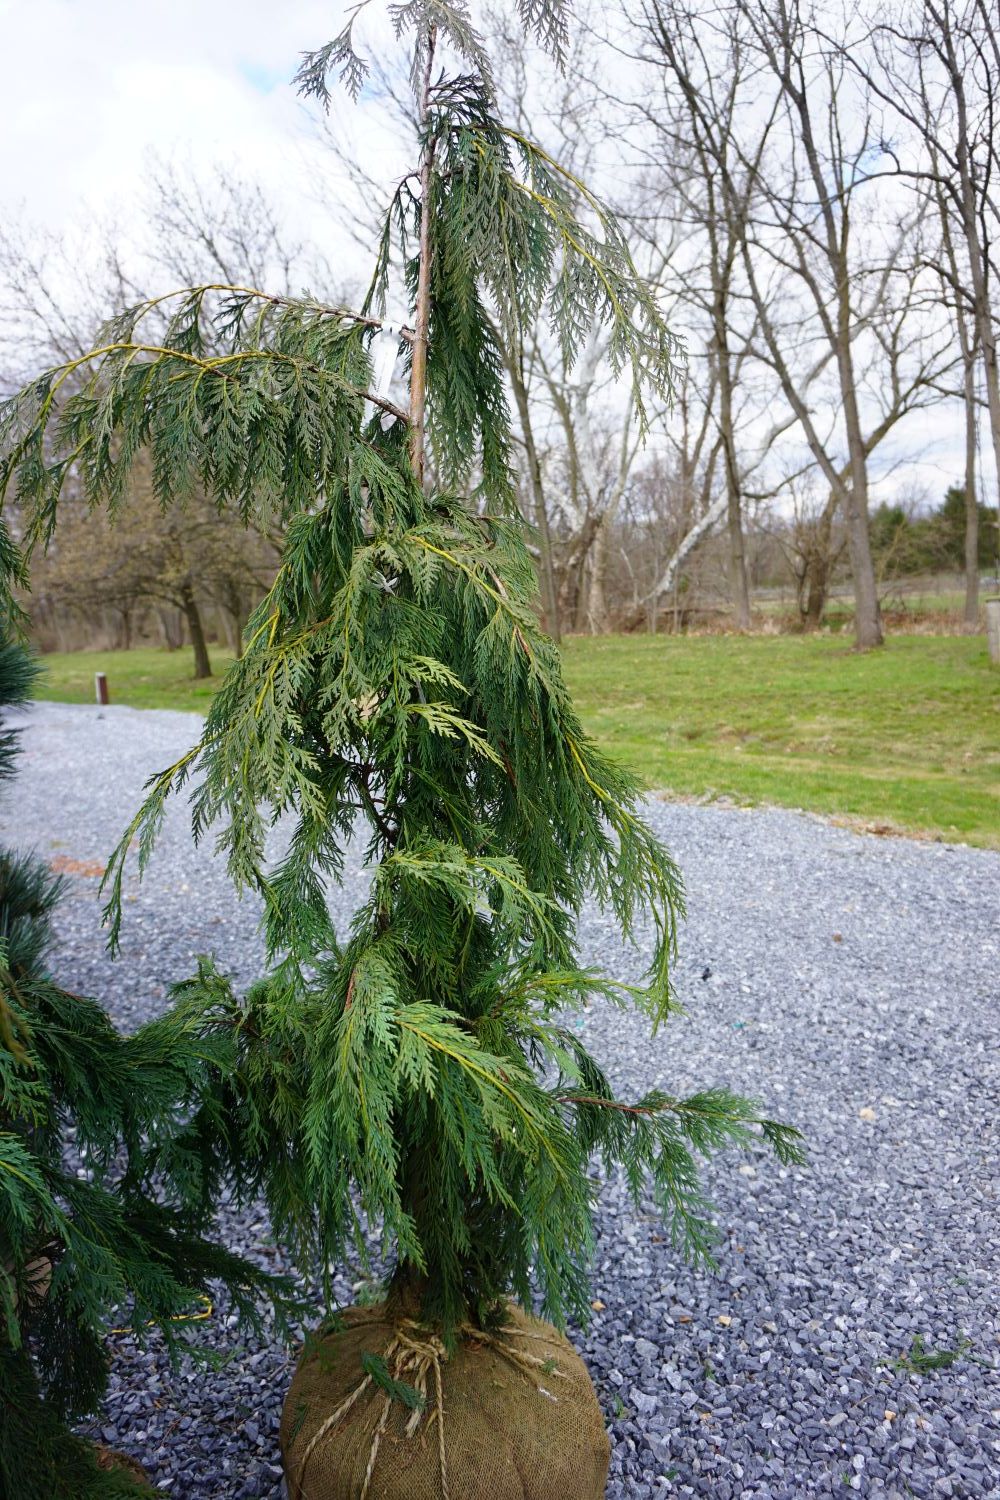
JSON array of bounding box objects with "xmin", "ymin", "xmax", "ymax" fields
[
  {"xmin": 870, "ymin": 489, "xmax": 995, "ymax": 580},
  {"xmin": 0, "ymin": 1, "xmax": 802, "ymax": 1487},
  {"xmin": 939, "ymin": 485, "xmax": 995, "ymax": 572},
  {"xmin": 869, "ymin": 502, "xmax": 930, "ymax": 578},
  {"xmin": 0, "ymin": 642, "xmax": 289, "ymax": 1499}
]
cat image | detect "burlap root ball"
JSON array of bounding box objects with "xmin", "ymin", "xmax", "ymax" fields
[
  {"xmin": 280, "ymin": 1302, "xmax": 610, "ymax": 1500},
  {"xmin": 95, "ymin": 1446, "xmax": 152, "ymax": 1488}
]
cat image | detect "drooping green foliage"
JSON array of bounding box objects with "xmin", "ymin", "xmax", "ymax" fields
[
  {"xmin": 0, "ymin": 0, "xmax": 801, "ymax": 1345},
  {"xmin": 0, "ymin": 645, "xmax": 293, "ymax": 1498}
]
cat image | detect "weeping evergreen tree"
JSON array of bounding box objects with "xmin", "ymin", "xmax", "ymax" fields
[
  {"xmin": 0, "ymin": 2, "xmax": 801, "ymax": 1493},
  {"xmin": 0, "ymin": 641, "xmax": 291, "ymax": 1499}
]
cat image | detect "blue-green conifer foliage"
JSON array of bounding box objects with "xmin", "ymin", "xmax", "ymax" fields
[{"xmin": 0, "ymin": 0, "xmax": 801, "ymax": 1341}]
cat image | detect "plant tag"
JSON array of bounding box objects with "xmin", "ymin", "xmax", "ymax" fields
[{"xmin": 365, "ymin": 323, "xmax": 403, "ymax": 429}]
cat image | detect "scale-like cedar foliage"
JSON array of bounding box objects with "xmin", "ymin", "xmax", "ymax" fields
[
  {"xmin": 0, "ymin": 644, "xmax": 293, "ymax": 1497},
  {"xmin": 0, "ymin": 0, "xmax": 801, "ymax": 1342}
]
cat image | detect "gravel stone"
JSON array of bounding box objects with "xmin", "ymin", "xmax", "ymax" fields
[{"xmin": 4, "ymin": 701, "xmax": 999, "ymax": 1497}]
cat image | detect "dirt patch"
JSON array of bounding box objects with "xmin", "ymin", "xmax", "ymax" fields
[{"xmin": 49, "ymin": 855, "xmax": 106, "ymax": 877}]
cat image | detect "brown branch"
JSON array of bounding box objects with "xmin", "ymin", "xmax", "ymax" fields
[
  {"xmin": 409, "ymin": 24, "xmax": 438, "ymax": 484},
  {"xmin": 356, "ymin": 765, "xmax": 398, "ymax": 847},
  {"xmin": 127, "ymin": 282, "xmax": 417, "ymax": 343},
  {"xmin": 555, "ymin": 1092, "xmax": 664, "ymax": 1118}
]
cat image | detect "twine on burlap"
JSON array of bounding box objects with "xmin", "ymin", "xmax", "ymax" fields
[{"xmin": 294, "ymin": 1315, "xmax": 569, "ymax": 1500}]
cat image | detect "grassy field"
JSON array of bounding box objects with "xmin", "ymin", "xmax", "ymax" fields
[
  {"xmin": 561, "ymin": 634, "xmax": 999, "ymax": 847},
  {"xmin": 38, "ymin": 636, "xmax": 1000, "ymax": 848},
  {"xmin": 38, "ymin": 648, "xmax": 236, "ymax": 714}
]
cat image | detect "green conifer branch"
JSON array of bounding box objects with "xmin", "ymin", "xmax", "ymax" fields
[{"xmin": 0, "ymin": 0, "xmax": 801, "ymax": 1347}]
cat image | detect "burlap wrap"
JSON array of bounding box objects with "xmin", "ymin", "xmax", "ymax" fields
[{"xmin": 280, "ymin": 1302, "xmax": 610, "ymax": 1500}]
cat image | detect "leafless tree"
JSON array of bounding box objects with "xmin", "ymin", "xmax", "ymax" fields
[
  {"xmin": 707, "ymin": 0, "xmax": 956, "ymax": 645},
  {"xmin": 768, "ymin": 480, "xmax": 848, "ymax": 627},
  {"xmin": 842, "ymin": 0, "xmax": 1000, "ymax": 596},
  {"xmin": 732, "ymin": 0, "xmax": 899, "ymax": 646},
  {"xmin": 36, "ymin": 468, "xmax": 277, "ymax": 675},
  {"xmin": 0, "ymin": 170, "xmax": 303, "ymax": 671},
  {"xmin": 139, "ymin": 156, "xmax": 327, "ymax": 293},
  {"xmin": 934, "ymin": 168, "xmax": 983, "ymax": 625},
  {"xmin": 626, "ymin": 0, "xmax": 780, "ymax": 628},
  {"xmin": 501, "ymin": 15, "xmax": 681, "ymax": 635}
]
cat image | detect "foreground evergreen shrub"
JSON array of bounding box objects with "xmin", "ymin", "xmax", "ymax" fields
[
  {"xmin": 0, "ymin": 2, "xmax": 802, "ymax": 1492},
  {"xmin": 0, "ymin": 643, "xmax": 289, "ymax": 1498}
]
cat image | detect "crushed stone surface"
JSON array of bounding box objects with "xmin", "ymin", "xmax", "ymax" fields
[{"xmin": 4, "ymin": 701, "xmax": 998, "ymax": 1498}]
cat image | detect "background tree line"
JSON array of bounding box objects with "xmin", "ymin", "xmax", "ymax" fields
[
  {"xmin": 2, "ymin": 0, "xmax": 998, "ymax": 670},
  {"xmin": 492, "ymin": 0, "xmax": 1000, "ymax": 649}
]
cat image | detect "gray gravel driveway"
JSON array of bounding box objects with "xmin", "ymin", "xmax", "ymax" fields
[{"xmin": 4, "ymin": 702, "xmax": 998, "ymax": 1499}]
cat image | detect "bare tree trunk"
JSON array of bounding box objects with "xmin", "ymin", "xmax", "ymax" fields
[
  {"xmin": 802, "ymin": 541, "xmax": 832, "ymax": 628},
  {"xmin": 558, "ymin": 514, "xmax": 600, "ymax": 629},
  {"xmin": 115, "ymin": 607, "xmax": 134, "ymax": 651},
  {"xmin": 963, "ymin": 351, "xmax": 980, "ymax": 628},
  {"xmin": 218, "ymin": 581, "xmax": 247, "ymax": 658},
  {"xmin": 587, "ymin": 514, "xmax": 612, "ymax": 633},
  {"xmin": 726, "ymin": 484, "xmax": 751, "ymax": 628},
  {"xmin": 831, "ymin": 194, "xmax": 881, "ymax": 642},
  {"xmin": 180, "ymin": 585, "xmax": 212, "ymax": 679},
  {"xmin": 508, "ymin": 346, "xmax": 561, "ymax": 641},
  {"xmin": 802, "ymin": 554, "xmax": 829, "ymax": 628},
  {"xmin": 716, "ymin": 307, "xmax": 751, "ymax": 629},
  {"xmin": 157, "ymin": 606, "xmax": 184, "ymax": 650},
  {"xmin": 791, "ymin": 488, "xmax": 840, "ymax": 627},
  {"xmin": 966, "ymin": 292, "xmax": 1000, "ymax": 582},
  {"xmin": 941, "ymin": 13, "xmax": 1000, "ymax": 556},
  {"xmin": 933, "ymin": 148, "xmax": 981, "ymax": 628},
  {"xmin": 223, "ymin": 606, "xmax": 244, "ymax": 658},
  {"xmin": 841, "ymin": 481, "xmax": 883, "ymax": 648}
]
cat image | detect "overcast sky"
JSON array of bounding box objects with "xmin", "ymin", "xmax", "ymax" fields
[
  {"xmin": 0, "ymin": 0, "xmax": 389, "ymax": 263},
  {"xmin": 0, "ymin": 0, "xmax": 985, "ymax": 511}
]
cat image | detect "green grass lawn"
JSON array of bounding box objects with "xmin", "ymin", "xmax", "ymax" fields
[
  {"xmin": 38, "ymin": 636, "xmax": 1000, "ymax": 848},
  {"xmin": 561, "ymin": 634, "xmax": 999, "ymax": 848},
  {"xmin": 38, "ymin": 647, "xmax": 236, "ymax": 714}
]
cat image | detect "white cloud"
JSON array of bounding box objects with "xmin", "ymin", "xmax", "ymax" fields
[{"xmin": 0, "ymin": 0, "xmax": 400, "ymax": 261}]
